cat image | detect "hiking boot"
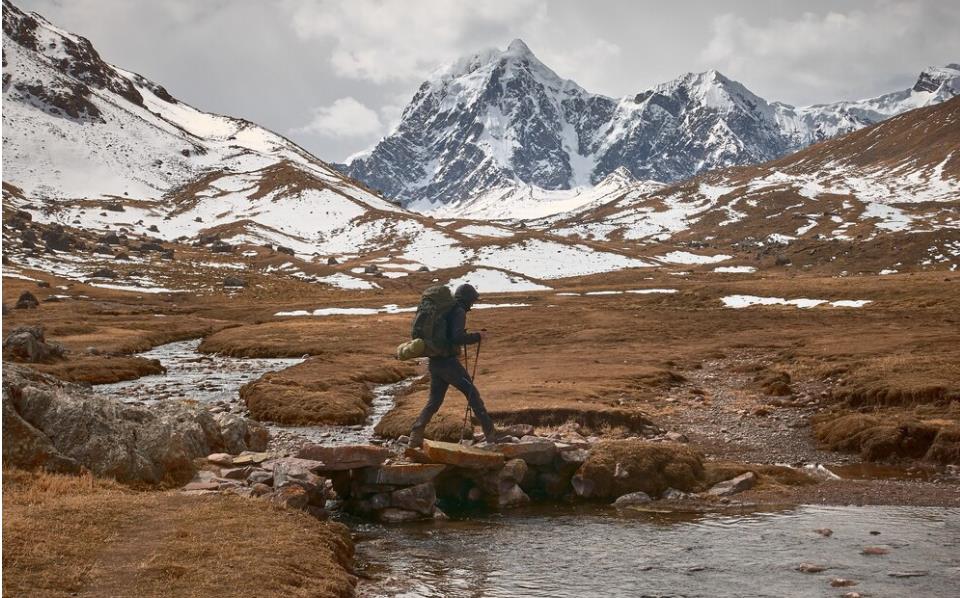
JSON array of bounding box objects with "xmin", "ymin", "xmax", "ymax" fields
[
  {"xmin": 482, "ymin": 428, "xmax": 501, "ymax": 445},
  {"xmin": 409, "ymin": 428, "xmax": 425, "ymax": 449}
]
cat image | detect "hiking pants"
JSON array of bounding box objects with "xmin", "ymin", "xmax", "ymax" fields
[{"xmin": 412, "ymin": 356, "xmax": 495, "ymax": 436}]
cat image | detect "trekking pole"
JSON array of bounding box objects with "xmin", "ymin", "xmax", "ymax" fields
[{"xmin": 461, "ymin": 344, "xmax": 472, "ymax": 442}]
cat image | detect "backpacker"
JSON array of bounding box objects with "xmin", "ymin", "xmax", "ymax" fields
[{"xmin": 396, "ymin": 285, "xmax": 456, "ymax": 360}]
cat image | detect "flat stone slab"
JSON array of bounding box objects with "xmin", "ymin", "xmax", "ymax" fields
[
  {"xmin": 231, "ymin": 451, "xmax": 275, "ymax": 466},
  {"xmin": 500, "ymin": 440, "xmax": 558, "ymax": 465},
  {"xmin": 422, "ymin": 440, "xmax": 504, "ymax": 469},
  {"xmin": 262, "ymin": 457, "xmax": 327, "ymax": 474},
  {"xmin": 183, "ymin": 481, "xmax": 219, "ymax": 491},
  {"xmin": 361, "ymin": 464, "xmax": 447, "ymax": 486},
  {"xmin": 707, "ymin": 471, "xmax": 756, "ymax": 497},
  {"xmin": 297, "ymin": 444, "xmax": 391, "ymax": 471}
]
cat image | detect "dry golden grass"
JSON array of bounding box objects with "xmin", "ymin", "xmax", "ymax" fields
[
  {"xmin": 814, "ymin": 410, "xmax": 960, "ymax": 463},
  {"xmin": 29, "ymin": 355, "xmax": 165, "ymax": 384},
  {"xmin": 2, "ymin": 469, "xmax": 355, "ymax": 598}
]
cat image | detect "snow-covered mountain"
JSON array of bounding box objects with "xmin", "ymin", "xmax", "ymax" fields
[{"xmin": 342, "ymin": 39, "xmax": 959, "ymax": 211}]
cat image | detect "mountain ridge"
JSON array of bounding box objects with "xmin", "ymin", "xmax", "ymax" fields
[{"xmin": 342, "ymin": 39, "xmax": 959, "ymax": 212}]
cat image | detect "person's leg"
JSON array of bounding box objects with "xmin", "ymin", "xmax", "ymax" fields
[
  {"xmin": 409, "ymin": 360, "xmax": 449, "ymax": 447},
  {"xmin": 435, "ymin": 357, "xmax": 497, "ymax": 440}
]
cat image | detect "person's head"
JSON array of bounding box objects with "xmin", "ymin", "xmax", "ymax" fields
[{"xmin": 454, "ymin": 283, "xmax": 480, "ymax": 310}]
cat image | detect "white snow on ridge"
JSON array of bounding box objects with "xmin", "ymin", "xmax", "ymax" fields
[
  {"xmin": 315, "ymin": 273, "xmax": 380, "ymax": 290},
  {"xmin": 474, "ymin": 239, "xmax": 651, "ymax": 280},
  {"xmin": 446, "ymin": 268, "xmax": 551, "ymax": 293},
  {"xmin": 713, "ymin": 265, "xmax": 757, "ymax": 273},
  {"xmin": 275, "ymin": 302, "xmax": 529, "ymax": 317},
  {"xmin": 658, "ymin": 251, "xmax": 732, "ymax": 265},
  {"xmin": 722, "ymin": 295, "xmax": 871, "ymax": 309}
]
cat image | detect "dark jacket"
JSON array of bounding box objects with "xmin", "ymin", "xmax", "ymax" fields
[{"xmin": 438, "ymin": 302, "xmax": 480, "ymax": 358}]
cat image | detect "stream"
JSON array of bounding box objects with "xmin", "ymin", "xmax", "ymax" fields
[{"xmin": 95, "ymin": 340, "xmax": 960, "ymax": 597}]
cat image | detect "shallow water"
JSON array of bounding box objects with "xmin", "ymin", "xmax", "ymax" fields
[
  {"xmin": 355, "ymin": 504, "xmax": 960, "ymax": 598},
  {"xmin": 96, "ymin": 339, "xmax": 305, "ymax": 404}
]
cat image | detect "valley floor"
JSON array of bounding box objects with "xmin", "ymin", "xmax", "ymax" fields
[{"xmin": 3, "ymin": 263, "xmax": 959, "ymax": 595}]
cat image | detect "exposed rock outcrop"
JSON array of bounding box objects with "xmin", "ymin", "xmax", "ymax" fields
[{"xmin": 2, "ymin": 364, "xmax": 268, "ymax": 485}]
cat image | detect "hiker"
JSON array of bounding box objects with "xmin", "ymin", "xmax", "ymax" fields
[{"xmin": 408, "ymin": 283, "xmax": 497, "ymax": 448}]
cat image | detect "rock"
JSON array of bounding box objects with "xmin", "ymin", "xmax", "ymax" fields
[
  {"xmin": 664, "ymin": 431, "xmax": 688, "ymax": 443},
  {"xmin": 537, "ymin": 471, "xmax": 571, "ymax": 498},
  {"xmin": 183, "ymin": 481, "xmax": 219, "ymax": 491},
  {"xmin": 500, "ymin": 440, "xmax": 557, "ymax": 466},
  {"xmin": 206, "ymin": 453, "xmax": 233, "ymax": 466},
  {"xmin": 613, "ymin": 491, "xmax": 653, "ymax": 508},
  {"xmin": 377, "ymin": 508, "xmax": 422, "ymax": 523},
  {"xmin": 815, "ymin": 528, "xmax": 833, "ymax": 537},
  {"xmin": 277, "ymin": 467, "xmax": 326, "ymax": 506},
  {"xmin": 421, "ymin": 440, "xmax": 504, "ymax": 469},
  {"xmin": 3, "ymin": 326, "xmax": 65, "ymax": 363},
  {"xmin": 262, "ymin": 457, "xmax": 327, "ymax": 474},
  {"xmin": 326, "ymin": 257, "xmax": 338, "ymax": 265},
  {"xmin": 363, "ymin": 264, "xmax": 379, "ymax": 273},
  {"xmin": 220, "ymin": 466, "xmax": 255, "ymax": 480},
  {"xmin": 93, "ymin": 244, "xmax": 113, "ymax": 255},
  {"xmin": 830, "ymin": 578, "xmax": 857, "ymax": 588},
  {"xmin": 90, "ymin": 268, "xmax": 116, "ymax": 279},
  {"xmin": 14, "ymin": 291, "xmax": 39, "ymax": 309},
  {"xmin": 276, "ymin": 245, "xmax": 295, "ymax": 255},
  {"xmin": 861, "ymin": 546, "xmax": 890, "ymax": 555},
  {"xmin": 417, "ymin": 266, "xmax": 430, "ymax": 272},
  {"xmin": 707, "ymin": 472, "xmax": 756, "ymax": 497},
  {"xmin": 247, "ymin": 470, "xmax": 273, "ymax": 486},
  {"xmin": 557, "ymin": 447, "xmax": 590, "ymax": 471},
  {"xmin": 270, "ymin": 485, "xmax": 309, "ymax": 511},
  {"xmin": 495, "ymin": 482, "xmax": 531, "ymax": 509},
  {"xmin": 210, "ymin": 240, "xmax": 233, "ymax": 253},
  {"xmin": 35, "ymin": 280, "xmax": 51, "ymax": 288},
  {"xmin": 232, "ymin": 451, "xmax": 275, "ymax": 466},
  {"xmin": 797, "ymin": 563, "xmax": 828, "ymax": 573},
  {"xmin": 661, "ymin": 487, "xmax": 691, "ymax": 500},
  {"xmin": 297, "ymin": 444, "xmax": 391, "ymax": 471},
  {"xmin": 160, "ymin": 249, "xmax": 175, "ymax": 260},
  {"xmin": 360, "ymin": 464, "xmax": 446, "ymax": 485},
  {"xmin": 42, "ymin": 225, "xmax": 77, "ymax": 251},
  {"xmin": 499, "ymin": 424, "xmax": 535, "ymax": 438},
  {"xmin": 2, "ymin": 394, "xmax": 81, "ymax": 474},
  {"xmin": 114, "ymin": 252, "xmax": 129, "ymax": 260},
  {"xmin": 223, "ymin": 276, "xmax": 246, "ymax": 288},
  {"xmin": 390, "ymin": 482, "xmax": 436, "ymax": 515},
  {"xmin": 499, "ymin": 458, "xmax": 528, "ymax": 484},
  {"xmin": 213, "ymin": 412, "xmax": 268, "ymax": 453},
  {"xmin": 571, "ymin": 474, "xmax": 596, "ymax": 498},
  {"xmin": 888, "ymin": 571, "xmax": 928, "ymax": 578},
  {"xmin": 148, "ymin": 224, "xmax": 159, "ymax": 232}
]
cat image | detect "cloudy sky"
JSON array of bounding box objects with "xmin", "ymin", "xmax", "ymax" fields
[{"xmin": 18, "ymin": 0, "xmax": 960, "ymax": 162}]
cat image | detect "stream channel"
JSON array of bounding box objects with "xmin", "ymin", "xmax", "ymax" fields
[{"xmin": 97, "ymin": 340, "xmax": 960, "ymax": 597}]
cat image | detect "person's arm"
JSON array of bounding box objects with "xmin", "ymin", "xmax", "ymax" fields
[{"xmin": 449, "ymin": 307, "xmax": 481, "ymax": 346}]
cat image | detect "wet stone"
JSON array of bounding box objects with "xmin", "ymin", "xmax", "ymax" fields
[
  {"xmin": 707, "ymin": 472, "xmax": 756, "ymax": 497},
  {"xmin": 262, "ymin": 457, "xmax": 326, "ymax": 474},
  {"xmin": 360, "ymin": 464, "xmax": 446, "ymax": 486},
  {"xmin": 500, "ymin": 439, "xmax": 558, "ymax": 466},
  {"xmin": 421, "ymin": 440, "xmax": 505, "ymax": 469},
  {"xmin": 378, "ymin": 508, "xmax": 423, "ymax": 523},
  {"xmin": 390, "ymin": 482, "xmax": 437, "ymax": 515},
  {"xmin": 297, "ymin": 444, "xmax": 391, "ymax": 471},
  {"xmin": 613, "ymin": 491, "xmax": 652, "ymax": 508}
]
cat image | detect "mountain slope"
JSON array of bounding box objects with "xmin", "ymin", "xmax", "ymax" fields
[
  {"xmin": 343, "ymin": 40, "xmax": 959, "ymax": 211},
  {"xmin": 537, "ymin": 95, "xmax": 960, "ymax": 273}
]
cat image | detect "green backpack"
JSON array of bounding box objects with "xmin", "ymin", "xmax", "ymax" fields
[{"xmin": 397, "ymin": 285, "xmax": 456, "ymax": 360}]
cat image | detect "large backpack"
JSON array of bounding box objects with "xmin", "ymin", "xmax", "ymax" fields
[{"xmin": 399, "ymin": 285, "xmax": 456, "ymax": 359}]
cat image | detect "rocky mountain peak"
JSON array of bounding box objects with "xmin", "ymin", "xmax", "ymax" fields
[{"xmin": 912, "ymin": 64, "xmax": 960, "ymax": 94}]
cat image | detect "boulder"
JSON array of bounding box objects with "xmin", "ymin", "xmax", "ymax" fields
[
  {"xmin": 390, "ymin": 482, "xmax": 436, "ymax": 515},
  {"xmin": 206, "ymin": 453, "xmax": 233, "ymax": 466},
  {"xmin": 360, "ymin": 464, "xmax": 446, "ymax": 486},
  {"xmin": 613, "ymin": 491, "xmax": 653, "ymax": 508},
  {"xmin": 707, "ymin": 472, "xmax": 756, "ymax": 497},
  {"xmin": 3, "ymin": 326, "xmax": 65, "ymax": 363},
  {"xmin": 421, "ymin": 440, "xmax": 504, "ymax": 469},
  {"xmin": 377, "ymin": 508, "xmax": 422, "ymax": 523},
  {"xmin": 500, "ymin": 439, "xmax": 557, "ymax": 466},
  {"xmin": 220, "ymin": 466, "xmax": 255, "ymax": 480},
  {"xmin": 363, "ymin": 264, "xmax": 379, "ymax": 273},
  {"xmin": 262, "ymin": 457, "xmax": 327, "ymax": 474},
  {"xmin": 210, "ymin": 240, "xmax": 233, "ymax": 253},
  {"xmin": 276, "ymin": 246, "xmax": 295, "ymax": 256},
  {"xmin": 14, "ymin": 291, "xmax": 39, "ymax": 309},
  {"xmin": 90, "ymin": 268, "xmax": 116, "ymax": 279},
  {"xmin": 499, "ymin": 458, "xmax": 528, "ymax": 484},
  {"xmin": 93, "ymin": 244, "xmax": 113, "ymax": 255},
  {"xmin": 326, "ymin": 257, "xmax": 338, "ymax": 265},
  {"xmin": 297, "ymin": 444, "xmax": 391, "ymax": 471},
  {"xmin": 223, "ymin": 276, "xmax": 246, "ymax": 288},
  {"xmin": 250, "ymin": 482, "xmax": 272, "ymax": 497},
  {"xmin": 270, "ymin": 485, "xmax": 309, "ymax": 511},
  {"xmin": 232, "ymin": 451, "xmax": 274, "ymax": 466},
  {"xmin": 495, "ymin": 482, "xmax": 531, "ymax": 509},
  {"xmin": 213, "ymin": 412, "xmax": 268, "ymax": 453},
  {"xmin": 247, "ymin": 469, "xmax": 273, "ymax": 486},
  {"xmin": 1, "ymin": 365, "xmax": 267, "ymax": 485}
]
